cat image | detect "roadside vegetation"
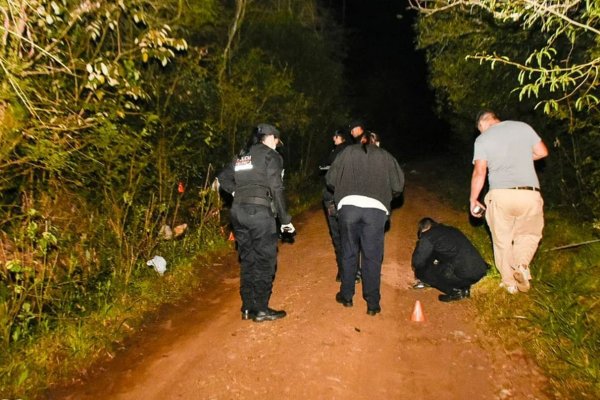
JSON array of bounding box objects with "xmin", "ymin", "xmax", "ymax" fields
[
  {"xmin": 411, "ymin": 0, "xmax": 600, "ymax": 220},
  {"xmin": 410, "ymin": 2, "xmax": 599, "ymax": 397},
  {"xmin": 0, "ymin": 0, "xmax": 344, "ymax": 397},
  {"xmin": 413, "ymin": 158, "xmax": 599, "ymax": 399}
]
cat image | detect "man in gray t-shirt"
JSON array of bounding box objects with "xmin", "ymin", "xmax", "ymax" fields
[{"xmin": 470, "ymin": 110, "xmax": 548, "ymax": 294}]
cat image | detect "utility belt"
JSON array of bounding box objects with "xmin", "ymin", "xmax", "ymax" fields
[{"xmin": 236, "ymin": 196, "xmax": 272, "ymax": 208}]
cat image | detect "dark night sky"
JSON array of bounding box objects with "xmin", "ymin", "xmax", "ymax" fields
[{"xmin": 324, "ymin": 0, "xmax": 449, "ymax": 159}]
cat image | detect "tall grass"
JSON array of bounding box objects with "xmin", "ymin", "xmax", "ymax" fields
[
  {"xmin": 528, "ymin": 216, "xmax": 600, "ymax": 398},
  {"xmin": 0, "ymin": 221, "xmax": 230, "ymax": 398},
  {"xmin": 0, "ymin": 172, "xmax": 230, "ymax": 398}
]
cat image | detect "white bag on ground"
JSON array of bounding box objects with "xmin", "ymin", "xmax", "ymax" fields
[{"xmin": 147, "ymin": 255, "xmax": 167, "ymax": 276}]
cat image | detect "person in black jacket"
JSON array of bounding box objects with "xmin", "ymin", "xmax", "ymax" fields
[
  {"xmin": 319, "ymin": 129, "xmax": 356, "ymax": 282},
  {"xmin": 412, "ymin": 218, "xmax": 488, "ymax": 302},
  {"xmin": 217, "ymin": 123, "xmax": 294, "ymax": 322},
  {"xmin": 326, "ymin": 141, "xmax": 404, "ymax": 316}
]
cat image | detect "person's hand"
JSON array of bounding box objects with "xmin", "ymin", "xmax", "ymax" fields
[
  {"xmin": 280, "ymin": 223, "xmax": 295, "ymax": 233},
  {"xmin": 470, "ymin": 200, "xmax": 485, "ymax": 218}
]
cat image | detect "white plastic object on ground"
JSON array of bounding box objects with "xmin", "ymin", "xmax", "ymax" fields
[{"xmin": 147, "ymin": 255, "xmax": 167, "ymax": 276}]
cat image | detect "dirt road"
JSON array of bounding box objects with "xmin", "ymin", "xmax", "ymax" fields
[{"xmin": 46, "ymin": 179, "xmax": 547, "ymax": 399}]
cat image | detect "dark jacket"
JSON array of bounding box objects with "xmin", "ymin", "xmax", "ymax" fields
[
  {"xmin": 322, "ymin": 142, "xmax": 349, "ymax": 170},
  {"xmin": 325, "ymin": 143, "xmax": 404, "ymax": 213},
  {"xmin": 218, "ymin": 143, "xmax": 291, "ymax": 224},
  {"xmin": 320, "ymin": 142, "xmax": 349, "ymax": 202},
  {"xmin": 412, "ymin": 224, "xmax": 487, "ymax": 279}
]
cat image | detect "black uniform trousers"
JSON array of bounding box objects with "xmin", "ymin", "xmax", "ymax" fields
[
  {"xmin": 338, "ymin": 205, "xmax": 387, "ymax": 309},
  {"xmin": 416, "ymin": 262, "xmax": 486, "ymax": 295},
  {"xmin": 230, "ymin": 203, "xmax": 278, "ymax": 312},
  {"xmin": 323, "ymin": 198, "xmax": 344, "ymax": 276}
]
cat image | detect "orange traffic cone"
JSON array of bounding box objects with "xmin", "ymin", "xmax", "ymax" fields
[
  {"xmin": 228, "ymin": 231, "xmax": 235, "ymax": 241},
  {"xmin": 411, "ymin": 300, "xmax": 425, "ymax": 322}
]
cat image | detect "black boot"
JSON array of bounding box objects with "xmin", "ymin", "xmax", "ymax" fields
[
  {"xmin": 335, "ymin": 292, "xmax": 353, "ymax": 307},
  {"xmin": 241, "ymin": 310, "xmax": 257, "ymax": 320},
  {"xmin": 438, "ymin": 288, "xmax": 468, "ymax": 302},
  {"xmin": 253, "ymin": 308, "xmax": 287, "ymax": 322}
]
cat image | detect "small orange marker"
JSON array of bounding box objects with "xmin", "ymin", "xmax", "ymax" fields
[
  {"xmin": 411, "ymin": 300, "xmax": 425, "ymax": 322},
  {"xmin": 228, "ymin": 231, "xmax": 235, "ymax": 241}
]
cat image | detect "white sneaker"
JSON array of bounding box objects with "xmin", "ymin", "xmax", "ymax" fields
[
  {"xmin": 506, "ymin": 284, "xmax": 519, "ymax": 294},
  {"xmin": 512, "ymin": 265, "xmax": 531, "ymax": 292},
  {"xmin": 499, "ymin": 282, "xmax": 519, "ymax": 294}
]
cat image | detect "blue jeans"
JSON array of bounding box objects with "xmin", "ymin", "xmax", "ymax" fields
[{"xmin": 338, "ymin": 205, "xmax": 387, "ymax": 308}]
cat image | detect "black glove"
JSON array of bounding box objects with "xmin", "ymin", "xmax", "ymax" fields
[{"xmin": 279, "ymin": 228, "xmax": 296, "ymax": 244}]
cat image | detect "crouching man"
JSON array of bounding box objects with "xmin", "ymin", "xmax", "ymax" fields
[{"xmin": 412, "ymin": 218, "xmax": 488, "ymax": 302}]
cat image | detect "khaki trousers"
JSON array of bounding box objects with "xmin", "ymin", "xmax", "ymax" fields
[{"xmin": 484, "ymin": 189, "xmax": 544, "ymax": 286}]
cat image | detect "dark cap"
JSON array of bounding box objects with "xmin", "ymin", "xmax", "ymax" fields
[
  {"xmin": 256, "ymin": 123, "xmax": 283, "ymax": 146},
  {"xmin": 348, "ymin": 119, "xmax": 366, "ymax": 130},
  {"xmin": 333, "ymin": 128, "xmax": 352, "ymax": 143},
  {"xmin": 257, "ymin": 123, "xmax": 280, "ymax": 137}
]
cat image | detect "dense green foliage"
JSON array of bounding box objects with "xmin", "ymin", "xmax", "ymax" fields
[
  {"xmin": 412, "ymin": 0, "xmax": 600, "ymax": 220},
  {"xmin": 0, "ymin": 0, "xmax": 346, "ymax": 395}
]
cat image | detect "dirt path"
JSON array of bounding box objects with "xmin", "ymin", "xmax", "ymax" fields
[{"xmin": 45, "ymin": 179, "xmax": 547, "ymax": 399}]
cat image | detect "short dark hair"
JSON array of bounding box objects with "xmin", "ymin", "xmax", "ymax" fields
[
  {"xmin": 475, "ymin": 110, "xmax": 499, "ymax": 128},
  {"xmin": 417, "ymin": 217, "xmax": 437, "ymax": 238},
  {"xmin": 348, "ymin": 119, "xmax": 366, "ymax": 130}
]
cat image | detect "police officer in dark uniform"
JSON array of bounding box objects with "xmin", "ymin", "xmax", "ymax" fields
[
  {"xmin": 217, "ymin": 123, "xmax": 294, "ymax": 322},
  {"xmin": 319, "ymin": 129, "xmax": 351, "ymax": 282},
  {"xmin": 412, "ymin": 217, "xmax": 489, "ymax": 302}
]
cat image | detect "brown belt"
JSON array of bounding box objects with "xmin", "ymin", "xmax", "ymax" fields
[{"xmin": 510, "ymin": 186, "xmax": 540, "ymax": 192}]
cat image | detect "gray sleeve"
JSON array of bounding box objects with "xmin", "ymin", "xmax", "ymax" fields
[
  {"xmin": 527, "ymin": 124, "xmax": 542, "ymax": 146},
  {"xmin": 472, "ymin": 138, "xmax": 486, "ymax": 164},
  {"xmin": 389, "ymin": 155, "xmax": 405, "ymax": 197},
  {"xmin": 325, "ymin": 148, "xmax": 346, "ymax": 192}
]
